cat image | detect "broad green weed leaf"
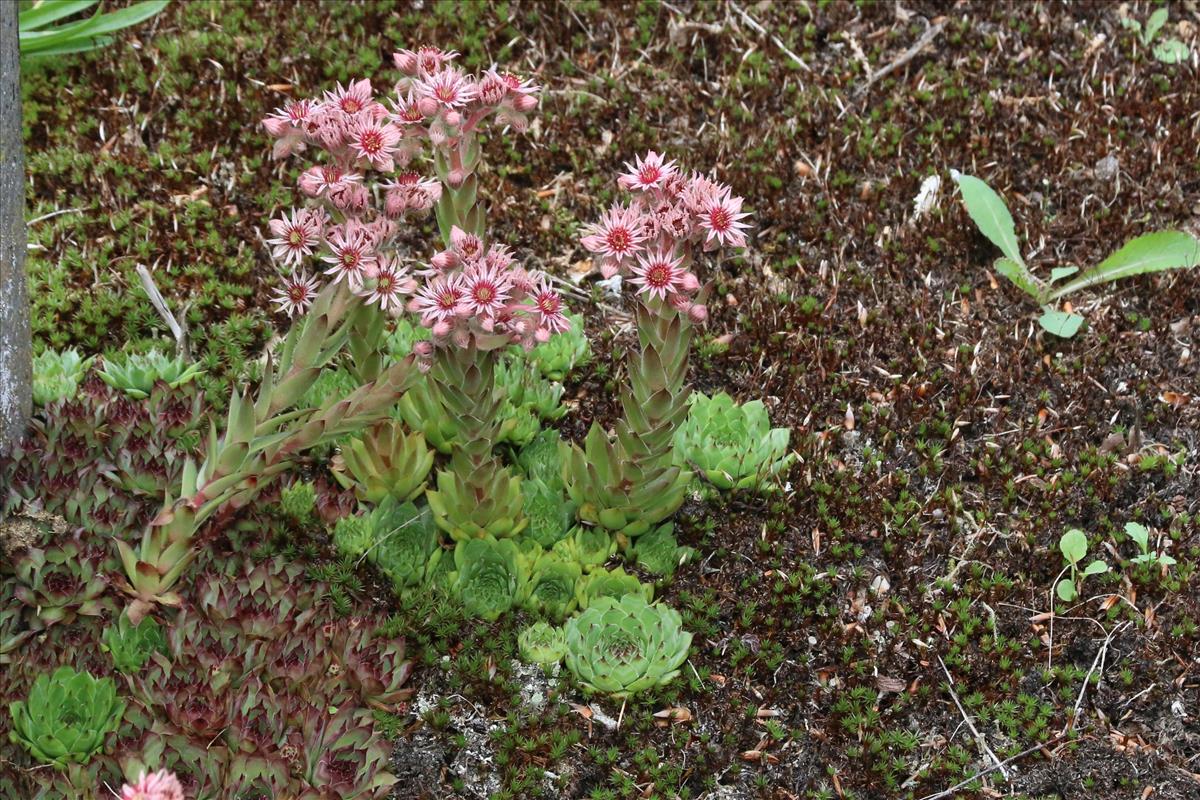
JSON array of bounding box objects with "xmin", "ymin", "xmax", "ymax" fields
[
  {"xmin": 952, "ymin": 171, "xmax": 1025, "ymax": 266},
  {"xmin": 1124, "ymin": 522, "xmax": 1149, "ymax": 551},
  {"xmin": 1082, "ymin": 560, "xmax": 1108, "ymax": 576},
  {"xmin": 1039, "ymin": 309, "xmax": 1084, "ymax": 338},
  {"xmin": 995, "ymin": 258, "xmax": 1044, "ymax": 301},
  {"xmin": 1048, "ymin": 231, "xmax": 1200, "ymax": 300},
  {"xmin": 1153, "ymin": 39, "xmax": 1189, "ymax": 64},
  {"xmin": 1059, "ymin": 529, "xmax": 1087, "ymax": 565},
  {"xmin": 1144, "ymin": 8, "xmax": 1168, "ymax": 45},
  {"xmin": 1049, "ymin": 266, "xmax": 1078, "ymax": 283},
  {"xmin": 1056, "ymin": 578, "xmax": 1077, "ymax": 602}
]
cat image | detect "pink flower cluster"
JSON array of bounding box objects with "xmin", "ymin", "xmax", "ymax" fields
[
  {"xmin": 119, "ymin": 769, "xmax": 185, "ymax": 800},
  {"xmin": 259, "ymin": 46, "xmax": 546, "ymax": 321},
  {"xmin": 407, "ymin": 225, "xmax": 569, "ymax": 368},
  {"xmin": 581, "ymin": 152, "xmax": 750, "ymax": 322}
]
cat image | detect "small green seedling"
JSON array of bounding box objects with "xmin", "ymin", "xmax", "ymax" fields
[
  {"xmin": 951, "ymin": 171, "xmax": 1200, "ymax": 337},
  {"xmin": 1056, "ymin": 528, "xmax": 1108, "ymax": 602},
  {"xmin": 1124, "ymin": 522, "xmax": 1177, "ymax": 569},
  {"xmin": 1121, "ymin": 8, "xmax": 1191, "ymax": 65}
]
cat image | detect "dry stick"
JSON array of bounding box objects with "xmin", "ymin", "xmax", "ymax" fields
[
  {"xmin": 937, "ymin": 655, "xmax": 1010, "ymax": 782},
  {"xmin": 858, "ymin": 19, "xmax": 947, "ymax": 95},
  {"xmin": 729, "ymin": 1, "xmax": 812, "ymax": 72},
  {"xmin": 27, "ymin": 207, "xmax": 85, "ymax": 226},
  {"xmin": 135, "ymin": 263, "xmax": 189, "ymax": 360},
  {"xmin": 917, "ymin": 735, "xmax": 1065, "ymax": 800},
  {"xmin": 1058, "ymin": 621, "xmax": 1128, "ymax": 740}
]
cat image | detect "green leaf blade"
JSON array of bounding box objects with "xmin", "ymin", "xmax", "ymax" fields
[
  {"xmin": 1153, "ymin": 39, "xmax": 1189, "ymax": 64},
  {"xmin": 952, "ymin": 171, "xmax": 1025, "ymax": 266},
  {"xmin": 1048, "ymin": 231, "xmax": 1200, "ymax": 301},
  {"xmin": 1059, "ymin": 529, "xmax": 1087, "ymax": 565},
  {"xmin": 995, "ymin": 257, "xmax": 1044, "ymax": 301},
  {"xmin": 18, "ymin": 0, "xmax": 97, "ymax": 32},
  {"xmin": 1038, "ymin": 309, "xmax": 1084, "ymax": 338}
]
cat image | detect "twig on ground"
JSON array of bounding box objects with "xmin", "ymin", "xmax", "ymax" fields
[
  {"xmin": 858, "ymin": 19, "xmax": 946, "ymax": 95},
  {"xmin": 937, "ymin": 655, "xmax": 1010, "ymax": 781},
  {"xmin": 1058, "ymin": 621, "xmax": 1127, "ymax": 739},
  {"xmin": 917, "ymin": 736, "xmax": 1065, "ymax": 800},
  {"xmin": 135, "ymin": 263, "xmax": 189, "ymax": 360},
  {"xmin": 730, "ymin": 1, "xmax": 811, "ymax": 72},
  {"xmin": 27, "ymin": 207, "xmax": 85, "ymax": 226}
]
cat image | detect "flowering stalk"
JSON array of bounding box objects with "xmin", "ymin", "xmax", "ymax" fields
[
  {"xmin": 566, "ymin": 153, "xmax": 750, "ymax": 545},
  {"xmin": 118, "ymin": 282, "xmax": 417, "ymax": 621}
]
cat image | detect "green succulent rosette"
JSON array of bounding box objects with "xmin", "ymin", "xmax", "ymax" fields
[
  {"xmin": 449, "ymin": 537, "xmax": 529, "ymax": 621},
  {"xmin": 521, "ymin": 551, "xmax": 582, "ymax": 621},
  {"xmin": 564, "ymin": 595, "xmax": 692, "ymax": 698},
  {"xmin": 516, "ymin": 429, "xmax": 565, "ymax": 492},
  {"xmin": 9, "ymin": 666, "xmax": 126, "ymax": 767},
  {"xmin": 674, "ymin": 392, "xmax": 794, "ymax": 492},
  {"xmin": 630, "ymin": 522, "xmax": 696, "ymax": 580},
  {"xmin": 98, "ymin": 349, "xmax": 203, "ymax": 399},
  {"xmin": 551, "ymin": 526, "xmax": 616, "ymax": 573},
  {"xmin": 427, "ymin": 454, "xmax": 527, "ymax": 541},
  {"xmin": 279, "ymin": 480, "xmax": 318, "ymax": 523},
  {"xmin": 518, "ymin": 622, "xmax": 568, "ymax": 670},
  {"xmin": 333, "ymin": 514, "xmax": 375, "ymax": 560},
  {"xmin": 334, "ymin": 420, "xmax": 434, "ymax": 504},
  {"xmin": 522, "ymin": 476, "xmax": 576, "ymax": 548},
  {"xmin": 32, "ymin": 348, "xmax": 92, "ymax": 406},
  {"xmin": 497, "ymin": 402, "xmax": 542, "ymax": 447},
  {"xmin": 102, "ymin": 613, "xmax": 167, "ymax": 673},
  {"xmin": 397, "ymin": 380, "xmax": 461, "ymax": 454},
  {"xmin": 575, "ymin": 565, "xmax": 653, "ymax": 610},
  {"xmin": 522, "ymin": 312, "xmax": 591, "ymax": 381},
  {"xmin": 370, "ymin": 500, "xmax": 443, "ymax": 591}
]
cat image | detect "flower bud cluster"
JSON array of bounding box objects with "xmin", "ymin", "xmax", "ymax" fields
[
  {"xmin": 407, "ymin": 226, "xmax": 570, "ymax": 370},
  {"xmin": 580, "ymin": 152, "xmax": 751, "ymax": 322},
  {"xmin": 260, "ymin": 46, "xmax": 559, "ymax": 332}
]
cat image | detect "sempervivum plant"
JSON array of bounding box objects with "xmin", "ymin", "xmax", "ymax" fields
[
  {"xmin": 675, "ymin": 392, "xmax": 793, "ymax": 492},
  {"xmin": 329, "ymin": 622, "xmax": 414, "ymax": 712},
  {"xmin": 332, "ymin": 419, "xmax": 434, "ymax": 504},
  {"xmin": 629, "ymin": 522, "xmax": 696, "ymax": 581},
  {"xmin": 574, "ymin": 565, "xmax": 653, "ymax": 610},
  {"xmin": 563, "ymin": 594, "xmax": 692, "ymax": 698},
  {"xmin": 396, "ymin": 380, "xmax": 461, "ymax": 454},
  {"xmin": 333, "ymin": 513, "xmax": 375, "ymax": 560},
  {"xmin": 449, "ymin": 536, "xmax": 529, "ymax": 621},
  {"xmin": 515, "ymin": 428, "xmax": 565, "ymax": 491},
  {"xmin": 102, "ymin": 613, "xmax": 168, "ymax": 674},
  {"xmin": 0, "ymin": 603, "xmax": 32, "ymax": 667},
  {"xmin": 99, "ymin": 350, "xmax": 204, "ymax": 399},
  {"xmin": 260, "ymin": 48, "xmax": 567, "ymax": 548},
  {"xmin": 523, "ymin": 311, "xmax": 590, "ymax": 381},
  {"xmin": 565, "ymin": 154, "xmax": 750, "ymax": 543},
  {"xmin": 291, "ymin": 705, "xmax": 398, "ymax": 799},
  {"xmin": 32, "ymin": 348, "xmax": 93, "ymax": 406},
  {"xmin": 521, "ymin": 476, "xmax": 576, "ymax": 549},
  {"xmin": 368, "ymin": 499, "xmax": 443, "ymax": 592},
  {"xmin": 193, "ymin": 558, "xmax": 325, "ymax": 642},
  {"xmin": 13, "ymin": 541, "xmax": 112, "ymax": 630},
  {"xmin": 518, "ymin": 621, "xmax": 567, "ymax": 670},
  {"xmin": 521, "ymin": 551, "xmax": 582, "ymax": 621},
  {"xmin": 8, "ymin": 666, "xmax": 126, "ymax": 767},
  {"xmin": 551, "ymin": 526, "xmax": 616, "ymax": 573},
  {"xmin": 118, "ymin": 281, "xmax": 419, "ymax": 621}
]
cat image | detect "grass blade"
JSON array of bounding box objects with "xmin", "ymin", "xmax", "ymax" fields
[{"xmin": 18, "ymin": 0, "xmax": 96, "ymax": 32}]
